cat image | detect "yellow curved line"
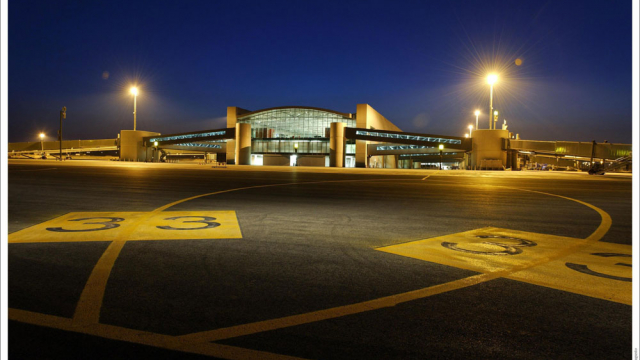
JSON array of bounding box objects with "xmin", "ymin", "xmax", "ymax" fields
[
  {"xmin": 508, "ymin": 187, "xmax": 612, "ymax": 242},
  {"xmin": 153, "ymin": 178, "xmax": 413, "ymax": 212},
  {"xmin": 72, "ymin": 178, "xmax": 412, "ymax": 325},
  {"xmin": 9, "ymin": 178, "xmax": 613, "ymax": 358},
  {"xmin": 176, "ymin": 186, "xmax": 612, "ymax": 344},
  {"xmin": 73, "ymin": 240, "xmax": 127, "ymax": 325},
  {"xmin": 10, "ymin": 308, "xmax": 309, "ymax": 360}
]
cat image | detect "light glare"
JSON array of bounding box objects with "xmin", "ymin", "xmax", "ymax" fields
[
  {"xmin": 130, "ymin": 87, "xmax": 138, "ymax": 96},
  {"xmin": 487, "ymin": 74, "xmax": 498, "ymax": 85}
]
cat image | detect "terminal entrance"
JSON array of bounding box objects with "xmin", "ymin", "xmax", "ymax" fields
[
  {"xmin": 345, "ymin": 156, "xmax": 355, "ymax": 168},
  {"xmin": 251, "ymin": 154, "xmax": 263, "ymax": 166}
]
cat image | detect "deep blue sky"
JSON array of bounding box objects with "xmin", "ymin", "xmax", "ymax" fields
[{"xmin": 9, "ymin": 0, "xmax": 632, "ymax": 143}]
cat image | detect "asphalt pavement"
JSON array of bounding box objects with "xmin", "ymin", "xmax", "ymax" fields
[{"xmin": 7, "ymin": 159, "xmax": 633, "ymax": 359}]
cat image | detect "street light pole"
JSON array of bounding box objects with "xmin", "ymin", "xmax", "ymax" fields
[
  {"xmin": 474, "ymin": 110, "xmax": 480, "ymax": 130},
  {"xmin": 468, "ymin": 125, "xmax": 473, "ymax": 138},
  {"xmin": 59, "ymin": 107, "xmax": 66, "ymax": 161},
  {"xmin": 489, "ymin": 85, "xmax": 494, "ymax": 129},
  {"xmin": 439, "ymin": 144, "xmax": 444, "ymax": 170},
  {"xmin": 130, "ymin": 87, "xmax": 138, "ymax": 131},
  {"xmin": 487, "ymin": 74, "xmax": 498, "ymax": 130},
  {"xmin": 39, "ymin": 133, "xmax": 44, "ymax": 153}
]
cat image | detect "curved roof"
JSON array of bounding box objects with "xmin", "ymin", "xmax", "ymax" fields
[{"xmin": 238, "ymin": 106, "xmax": 352, "ymax": 119}]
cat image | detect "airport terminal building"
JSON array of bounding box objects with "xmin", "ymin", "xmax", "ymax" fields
[
  {"xmin": 11, "ymin": 103, "xmax": 631, "ymax": 172},
  {"xmin": 115, "ymin": 104, "xmax": 435, "ymax": 169},
  {"xmin": 226, "ymin": 104, "xmax": 402, "ymax": 168}
]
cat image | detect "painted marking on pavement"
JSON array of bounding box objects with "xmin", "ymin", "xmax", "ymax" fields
[
  {"xmin": 9, "ymin": 178, "xmax": 410, "ymax": 356},
  {"xmin": 377, "ymin": 227, "xmax": 631, "ymax": 304},
  {"xmin": 422, "ymin": 175, "xmax": 431, "ymax": 180},
  {"xmin": 73, "ymin": 240, "xmax": 127, "ymax": 324},
  {"xmin": 8, "ymin": 180, "xmax": 616, "ymax": 354},
  {"xmin": 8, "ymin": 211, "xmax": 242, "ymax": 243},
  {"xmin": 176, "ymin": 187, "xmax": 614, "ymax": 344},
  {"xmin": 10, "ymin": 308, "xmax": 308, "ymax": 360}
]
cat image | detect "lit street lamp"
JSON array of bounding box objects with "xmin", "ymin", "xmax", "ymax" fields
[
  {"xmin": 439, "ymin": 144, "xmax": 444, "ymax": 170},
  {"xmin": 468, "ymin": 125, "xmax": 473, "ymax": 138},
  {"xmin": 493, "ymin": 110, "xmax": 499, "ymax": 130},
  {"xmin": 487, "ymin": 74, "xmax": 498, "ymax": 129},
  {"xmin": 130, "ymin": 87, "xmax": 139, "ymax": 131},
  {"xmin": 474, "ymin": 110, "xmax": 480, "ymax": 130},
  {"xmin": 39, "ymin": 133, "xmax": 45, "ymax": 153},
  {"xmin": 154, "ymin": 141, "xmax": 158, "ymax": 162}
]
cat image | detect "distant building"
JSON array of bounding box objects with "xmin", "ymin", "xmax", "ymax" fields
[{"xmin": 226, "ymin": 105, "xmax": 401, "ymax": 167}]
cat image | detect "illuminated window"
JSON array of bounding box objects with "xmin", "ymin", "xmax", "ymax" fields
[
  {"xmin": 238, "ymin": 108, "xmax": 355, "ymax": 139},
  {"xmin": 357, "ymin": 131, "xmax": 461, "ymax": 145},
  {"xmin": 149, "ymin": 131, "xmax": 227, "ymax": 143}
]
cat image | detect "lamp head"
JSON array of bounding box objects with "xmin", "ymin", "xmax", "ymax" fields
[
  {"xmin": 487, "ymin": 74, "xmax": 498, "ymax": 85},
  {"xmin": 474, "ymin": 110, "xmax": 480, "ymax": 116},
  {"xmin": 468, "ymin": 125, "xmax": 473, "ymax": 130},
  {"xmin": 39, "ymin": 133, "xmax": 45, "ymax": 139},
  {"xmin": 494, "ymin": 110, "xmax": 499, "ymax": 116},
  {"xmin": 130, "ymin": 87, "xmax": 138, "ymax": 96},
  {"xmin": 154, "ymin": 141, "xmax": 158, "ymax": 147},
  {"xmin": 438, "ymin": 144, "xmax": 444, "ymax": 150},
  {"xmin": 465, "ymin": 134, "xmax": 469, "ymax": 138}
]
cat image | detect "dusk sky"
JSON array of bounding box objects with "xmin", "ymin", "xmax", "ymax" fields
[{"xmin": 9, "ymin": 0, "xmax": 632, "ymax": 143}]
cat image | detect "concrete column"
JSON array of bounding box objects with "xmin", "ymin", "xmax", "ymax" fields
[
  {"xmin": 330, "ymin": 122, "xmax": 346, "ymax": 167},
  {"xmin": 226, "ymin": 106, "xmax": 251, "ymax": 165},
  {"xmin": 235, "ymin": 123, "xmax": 251, "ymax": 165}
]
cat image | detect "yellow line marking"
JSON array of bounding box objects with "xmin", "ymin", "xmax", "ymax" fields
[
  {"xmin": 421, "ymin": 175, "xmax": 431, "ymax": 180},
  {"xmin": 9, "ymin": 212, "xmax": 143, "ymax": 244},
  {"xmin": 175, "ymin": 186, "xmax": 614, "ymax": 344},
  {"xmin": 10, "ymin": 309, "xmax": 308, "ymax": 360},
  {"xmin": 72, "ymin": 216, "xmax": 145, "ymax": 324},
  {"xmin": 508, "ymin": 187, "xmax": 612, "ymax": 242},
  {"xmin": 21, "ymin": 179, "xmax": 410, "ymax": 335},
  {"xmin": 8, "ymin": 211, "xmax": 242, "ymax": 243},
  {"xmin": 152, "ymin": 178, "xmax": 412, "ymax": 212},
  {"xmin": 73, "ymin": 240, "xmax": 126, "ymax": 325},
  {"xmin": 9, "ymin": 179, "xmax": 616, "ymax": 354},
  {"xmin": 10, "ymin": 178, "xmax": 410, "ymax": 358},
  {"xmin": 129, "ymin": 211, "xmax": 242, "ymax": 241},
  {"xmin": 377, "ymin": 227, "xmax": 631, "ymax": 304}
]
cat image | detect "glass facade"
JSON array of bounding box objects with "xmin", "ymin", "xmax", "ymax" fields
[
  {"xmin": 356, "ymin": 130, "xmax": 462, "ymax": 145},
  {"xmin": 237, "ymin": 108, "xmax": 356, "ymax": 154},
  {"xmin": 149, "ymin": 131, "xmax": 227, "ymax": 143}
]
